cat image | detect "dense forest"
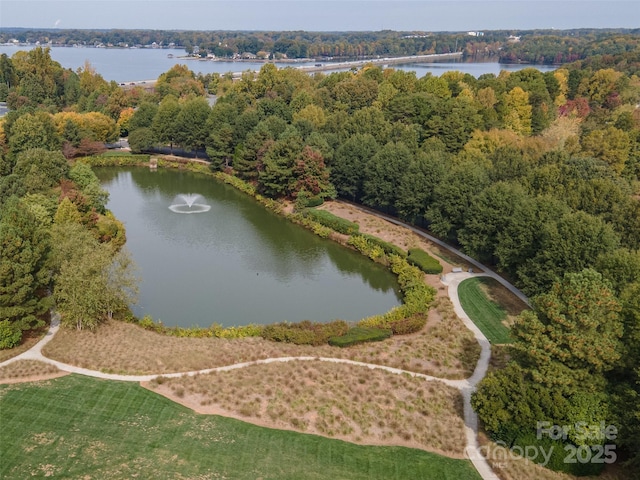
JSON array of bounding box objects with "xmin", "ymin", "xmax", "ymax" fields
[
  {"xmin": 1, "ymin": 40, "xmax": 639, "ymax": 474},
  {"xmin": 1, "ymin": 27, "xmax": 639, "ymax": 64}
]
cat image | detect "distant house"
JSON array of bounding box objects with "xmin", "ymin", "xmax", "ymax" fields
[
  {"xmin": 241, "ymin": 52, "xmax": 257, "ymax": 60},
  {"xmin": 467, "ymin": 31, "xmax": 484, "ymax": 37},
  {"xmin": 507, "ymin": 35, "xmax": 521, "ymax": 43}
]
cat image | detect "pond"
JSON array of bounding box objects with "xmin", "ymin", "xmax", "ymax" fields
[{"xmin": 96, "ymin": 167, "xmax": 401, "ymax": 328}]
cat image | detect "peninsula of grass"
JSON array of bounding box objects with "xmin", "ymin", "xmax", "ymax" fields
[
  {"xmin": 458, "ymin": 277, "xmax": 513, "ymax": 344},
  {"xmin": 0, "ymin": 375, "xmax": 481, "ymax": 480}
]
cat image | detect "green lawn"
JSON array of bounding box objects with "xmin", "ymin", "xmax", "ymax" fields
[
  {"xmin": 0, "ymin": 375, "xmax": 481, "ymax": 480},
  {"xmin": 458, "ymin": 277, "xmax": 513, "ymax": 344}
]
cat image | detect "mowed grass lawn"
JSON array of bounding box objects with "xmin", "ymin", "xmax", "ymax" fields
[
  {"xmin": 0, "ymin": 375, "xmax": 481, "ymax": 480},
  {"xmin": 458, "ymin": 277, "xmax": 513, "ymax": 344}
]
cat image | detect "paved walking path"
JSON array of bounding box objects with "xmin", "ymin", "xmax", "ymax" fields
[
  {"xmin": 0, "ymin": 204, "xmax": 532, "ymax": 480},
  {"xmin": 0, "ymin": 273, "xmax": 500, "ymax": 479}
]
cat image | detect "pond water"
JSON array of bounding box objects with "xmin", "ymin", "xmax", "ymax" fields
[{"xmin": 96, "ymin": 167, "xmax": 401, "ymax": 328}]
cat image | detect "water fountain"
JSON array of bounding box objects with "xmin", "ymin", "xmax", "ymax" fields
[{"xmin": 168, "ymin": 193, "xmax": 211, "ymax": 214}]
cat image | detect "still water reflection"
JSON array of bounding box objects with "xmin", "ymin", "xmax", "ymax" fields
[{"xmin": 96, "ymin": 167, "xmax": 401, "ymax": 328}]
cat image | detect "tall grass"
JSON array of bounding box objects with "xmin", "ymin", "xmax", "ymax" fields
[
  {"xmin": 0, "ymin": 375, "xmax": 481, "ymax": 480},
  {"xmin": 152, "ymin": 360, "xmax": 468, "ymax": 456}
]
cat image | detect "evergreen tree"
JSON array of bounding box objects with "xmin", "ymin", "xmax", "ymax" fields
[{"xmin": 0, "ymin": 197, "xmax": 51, "ymax": 333}]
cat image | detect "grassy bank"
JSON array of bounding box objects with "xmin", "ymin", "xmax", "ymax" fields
[
  {"xmin": 458, "ymin": 277, "xmax": 513, "ymax": 344},
  {"xmin": 0, "ymin": 375, "xmax": 481, "ymax": 480}
]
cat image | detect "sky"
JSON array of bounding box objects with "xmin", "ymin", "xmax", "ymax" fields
[{"xmin": 1, "ymin": 1, "xmax": 638, "ymax": 32}]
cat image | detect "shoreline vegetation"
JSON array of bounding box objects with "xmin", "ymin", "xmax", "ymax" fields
[{"xmin": 81, "ymin": 153, "xmax": 438, "ymax": 345}]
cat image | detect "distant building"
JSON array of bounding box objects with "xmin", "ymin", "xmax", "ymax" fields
[
  {"xmin": 507, "ymin": 35, "xmax": 521, "ymax": 43},
  {"xmin": 468, "ymin": 31, "xmax": 484, "ymax": 37}
]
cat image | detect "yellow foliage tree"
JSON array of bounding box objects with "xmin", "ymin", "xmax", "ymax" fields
[
  {"xmin": 503, "ymin": 87, "xmax": 532, "ymax": 136},
  {"xmin": 553, "ymin": 68, "xmax": 569, "ymax": 106},
  {"xmin": 578, "ymin": 68, "xmax": 623, "ymax": 106},
  {"xmin": 581, "ymin": 126, "xmax": 630, "ymax": 174},
  {"xmin": 293, "ymin": 104, "xmax": 327, "ymax": 129}
]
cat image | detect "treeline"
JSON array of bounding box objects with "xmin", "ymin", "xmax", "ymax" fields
[
  {"xmin": 499, "ymin": 31, "xmax": 640, "ymax": 67},
  {"xmin": 0, "ymin": 51, "xmax": 138, "ymax": 346},
  {"xmin": 1, "ymin": 45, "xmax": 639, "ymax": 469},
  {"xmin": 2, "ymin": 27, "xmax": 638, "ymax": 62},
  {"xmin": 0, "ymin": 148, "xmax": 134, "ymax": 343},
  {"xmin": 0, "ymin": 28, "xmax": 503, "ymax": 59}
]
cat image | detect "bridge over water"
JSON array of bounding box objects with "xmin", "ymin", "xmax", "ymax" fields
[{"xmin": 120, "ymin": 52, "xmax": 463, "ymax": 86}]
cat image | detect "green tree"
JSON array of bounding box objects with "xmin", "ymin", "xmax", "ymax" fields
[
  {"xmin": 362, "ymin": 142, "xmax": 412, "ymax": 213},
  {"xmin": 103, "ymin": 248, "xmax": 138, "ymax": 321},
  {"xmin": 68, "ymin": 162, "xmax": 109, "ymax": 213},
  {"xmin": 512, "ymin": 269, "xmax": 623, "ymax": 392},
  {"xmin": 474, "ymin": 269, "xmax": 624, "ymax": 448},
  {"xmin": 394, "ymin": 151, "xmax": 445, "ymax": 223},
  {"xmin": 11, "ymin": 47, "xmax": 65, "ymax": 106},
  {"xmin": 458, "ymin": 182, "xmax": 530, "ymax": 264},
  {"xmin": 425, "ymin": 159, "xmax": 490, "ymax": 243},
  {"xmin": 174, "ymin": 96, "xmax": 210, "ymax": 156},
  {"xmin": 493, "ymin": 195, "xmax": 566, "ymax": 280},
  {"xmin": 128, "ymin": 127, "xmax": 156, "ymax": 154},
  {"xmin": 52, "ymin": 224, "xmax": 137, "ymax": 331},
  {"xmin": 128, "ymin": 102, "xmax": 158, "ymax": 131},
  {"xmin": 611, "ymin": 281, "xmax": 640, "ymax": 463},
  {"xmin": 330, "ymin": 133, "xmax": 378, "ymax": 202},
  {"xmin": 233, "ymin": 125, "xmax": 274, "ymax": 182},
  {"xmin": 424, "ymin": 96, "xmax": 482, "ymax": 152},
  {"xmin": 7, "ymin": 112, "xmax": 60, "ymax": 156},
  {"xmin": 517, "ymin": 210, "xmax": 620, "ymax": 295},
  {"xmin": 12, "ymin": 148, "xmax": 69, "ymax": 195},
  {"xmin": 258, "ymin": 135, "xmax": 303, "ymax": 197},
  {"xmin": 0, "ymin": 197, "xmax": 51, "ymax": 333}
]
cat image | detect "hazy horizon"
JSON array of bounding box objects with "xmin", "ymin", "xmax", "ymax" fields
[{"xmin": 1, "ymin": 1, "xmax": 639, "ymax": 32}]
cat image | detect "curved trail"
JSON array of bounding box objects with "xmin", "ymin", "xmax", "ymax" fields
[
  {"xmin": 0, "ymin": 273, "xmax": 500, "ymax": 479},
  {"xmin": 0, "ymin": 202, "xmax": 537, "ymax": 480}
]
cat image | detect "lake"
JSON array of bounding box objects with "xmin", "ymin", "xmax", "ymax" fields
[
  {"xmin": 96, "ymin": 166, "xmax": 401, "ymax": 328},
  {"xmin": 0, "ymin": 45, "xmax": 556, "ymax": 83}
]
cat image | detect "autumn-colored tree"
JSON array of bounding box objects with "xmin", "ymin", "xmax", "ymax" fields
[
  {"xmin": 292, "ymin": 104, "xmax": 326, "ymax": 130},
  {"xmin": 577, "ymin": 68, "xmax": 623, "ymax": 106},
  {"xmin": 155, "ymin": 64, "xmax": 205, "ymax": 99},
  {"xmin": 292, "ymin": 146, "xmax": 334, "ymax": 198},
  {"xmin": 513, "ymin": 269, "xmax": 623, "ymax": 391},
  {"xmin": 502, "ymin": 86, "xmax": 532, "ymax": 135},
  {"xmin": 581, "ymin": 126, "xmax": 630, "ymax": 174}
]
